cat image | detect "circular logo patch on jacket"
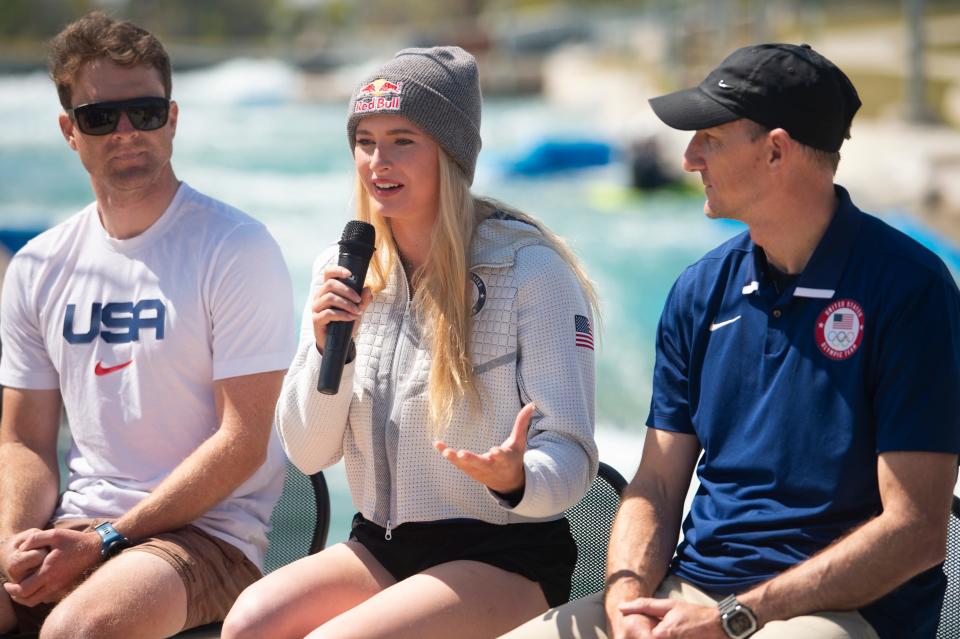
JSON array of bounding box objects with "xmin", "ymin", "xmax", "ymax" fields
[
  {"xmin": 815, "ymin": 299, "xmax": 864, "ymax": 360},
  {"xmin": 470, "ymin": 272, "xmax": 486, "ymax": 315}
]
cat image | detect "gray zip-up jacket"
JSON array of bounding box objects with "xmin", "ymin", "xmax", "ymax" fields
[{"xmin": 276, "ymin": 217, "xmax": 598, "ymax": 530}]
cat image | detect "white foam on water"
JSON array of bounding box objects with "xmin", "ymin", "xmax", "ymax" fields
[
  {"xmin": 0, "ymin": 72, "xmax": 65, "ymax": 147},
  {"xmin": 179, "ymin": 165, "xmax": 351, "ymax": 212},
  {"xmin": 175, "ymin": 58, "xmax": 301, "ymax": 106},
  {"xmin": 0, "ymin": 70, "xmax": 59, "ymax": 109},
  {"xmin": 0, "ymin": 203, "xmax": 77, "ymax": 226},
  {"xmin": 596, "ymin": 420, "xmax": 644, "ymax": 479}
]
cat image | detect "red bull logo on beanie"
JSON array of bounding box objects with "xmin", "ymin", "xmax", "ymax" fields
[{"xmin": 355, "ymin": 78, "xmax": 403, "ymax": 113}]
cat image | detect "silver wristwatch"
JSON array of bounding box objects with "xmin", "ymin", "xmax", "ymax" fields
[{"xmin": 719, "ymin": 595, "xmax": 758, "ymax": 638}]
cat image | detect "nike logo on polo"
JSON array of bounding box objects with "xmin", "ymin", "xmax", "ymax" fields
[
  {"xmin": 94, "ymin": 360, "xmax": 133, "ymax": 376},
  {"xmin": 718, "ymin": 80, "xmax": 733, "ymax": 89},
  {"xmin": 709, "ymin": 315, "xmax": 742, "ymax": 332}
]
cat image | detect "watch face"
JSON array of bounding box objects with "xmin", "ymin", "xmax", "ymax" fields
[{"xmin": 728, "ymin": 611, "xmax": 754, "ymax": 634}]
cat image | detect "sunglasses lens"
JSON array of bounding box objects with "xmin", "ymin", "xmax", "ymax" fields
[
  {"xmin": 127, "ymin": 99, "xmax": 169, "ymax": 131},
  {"xmin": 75, "ymin": 105, "xmax": 120, "ymax": 136},
  {"xmin": 72, "ymin": 98, "xmax": 169, "ymax": 135}
]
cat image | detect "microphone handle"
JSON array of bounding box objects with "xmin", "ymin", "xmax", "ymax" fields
[
  {"xmin": 317, "ymin": 321, "xmax": 354, "ymax": 394},
  {"xmin": 316, "ymin": 250, "xmax": 372, "ymax": 394}
]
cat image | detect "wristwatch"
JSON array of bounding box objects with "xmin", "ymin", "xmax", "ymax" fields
[
  {"xmin": 719, "ymin": 595, "xmax": 758, "ymax": 638},
  {"xmin": 94, "ymin": 522, "xmax": 132, "ymax": 560}
]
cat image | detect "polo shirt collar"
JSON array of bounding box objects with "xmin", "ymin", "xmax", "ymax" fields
[
  {"xmin": 792, "ymin": 185, "xmax": 862, "ymax": 299},
  {"xmin": 741, "ymin": 185, "xmax": 862, "ymax": 300}
]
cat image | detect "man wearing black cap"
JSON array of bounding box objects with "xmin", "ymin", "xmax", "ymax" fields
[{"xmin": 504, "ymin": 44, "xmax": 960, "ymax": 639}]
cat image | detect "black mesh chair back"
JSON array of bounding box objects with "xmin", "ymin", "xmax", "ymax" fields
[
  {"xmin": 263, "ymin": 463, "xmax": 330, "ymax": 573},
  {"xmin": 565, "ymin": 461, "xmax": 627, "ymax": 601},
  {"xmin": 937, "ymin": 495, "xmax": 960, "ymax": 638}
]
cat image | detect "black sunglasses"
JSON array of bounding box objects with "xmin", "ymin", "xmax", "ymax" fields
[{"xmin": 68, "ymin": 96, "xmax": 170, "ymax": 136}]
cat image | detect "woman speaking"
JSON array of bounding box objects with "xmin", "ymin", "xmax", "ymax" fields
[{"xmin": 223, "ymin": 46, "xmax": 599, "ymax": 639}]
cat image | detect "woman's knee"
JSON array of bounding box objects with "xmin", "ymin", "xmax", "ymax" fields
[{"xmin": 221, "ymin": 580, "xmax": 278, "ymax": 639}]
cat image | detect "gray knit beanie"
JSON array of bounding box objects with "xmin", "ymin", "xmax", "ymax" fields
[{"xmin": 347, "ymin": 46, "xmax": 482, "ymax": 184}]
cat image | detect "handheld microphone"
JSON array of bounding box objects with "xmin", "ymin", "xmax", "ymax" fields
[{"xmin": 317, "ymin": 220, "xmax": 376, "ymax": 394}]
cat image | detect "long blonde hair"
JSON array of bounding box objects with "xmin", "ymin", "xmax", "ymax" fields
[{"xmin": 356, "ymin": 150, "xmax": 600, "ymax": 429}]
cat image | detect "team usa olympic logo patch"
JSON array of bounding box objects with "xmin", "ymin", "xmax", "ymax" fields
[
  {"xmin": 354, "ymin": 78, "xmax": 403, "ymax": 113},
  {"xmin": 470, "ymin": 272, "xmax": 486, "ymax": 315},
  {"xmin": 815, "ymin": 299, "xmax": 864, "ymax": 360}
]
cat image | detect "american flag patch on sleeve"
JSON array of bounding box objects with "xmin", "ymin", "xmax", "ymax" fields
[{"xmin": 575, "ymin": 314, "xmax": 594, "ymax": 350}]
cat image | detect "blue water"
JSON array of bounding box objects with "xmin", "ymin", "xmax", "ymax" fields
[{"xmin": 2, "ymin": 60, "xmax": 957, "ymax": 544}]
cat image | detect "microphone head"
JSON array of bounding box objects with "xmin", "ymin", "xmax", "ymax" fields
[{"xmin": 341, "ymin": 220, "xmax": 376, "ymax": 247}]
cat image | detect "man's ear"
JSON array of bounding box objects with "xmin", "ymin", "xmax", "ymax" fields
[
  {"xmin": 59, "ymin": 112, "xmax": 78, "ymax": 151},
  {"xmin": 167, "ymin": 100, "xmax": 178, "ymax": 137},
  {"xmin": 766, "ymin": 128, "xmax": 793, "ymax": 168}
]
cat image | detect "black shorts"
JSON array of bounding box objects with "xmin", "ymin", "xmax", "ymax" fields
[{"xmin": 349, "ymin": 513, "xmax": 577, "ymax": 607}]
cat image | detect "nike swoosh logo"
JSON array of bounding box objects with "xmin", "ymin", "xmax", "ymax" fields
[
  {"xmin": 94, "ymin": 360, "xmax": 133, "ymax": 376},
  {"xmin": 718, "ymin": 80, "xmax": 733, "ymax": 89},
  {"xmin": 709, "ymin": 315, "xmax": 742, "ymax": 332}
]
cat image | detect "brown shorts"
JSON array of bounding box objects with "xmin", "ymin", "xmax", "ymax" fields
[{"xmin": 1, "ymin": 518, "xmax": 261, "ymax": 634}]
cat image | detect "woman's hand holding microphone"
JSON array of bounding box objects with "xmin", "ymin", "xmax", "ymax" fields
[{"xmin": 311, "ymin": 264, "xmax": 373, "ymax": 353}]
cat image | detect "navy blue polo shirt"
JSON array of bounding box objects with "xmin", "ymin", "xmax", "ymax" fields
[{"xmin": 648, "ymin": 186, "xmax": 960, "ymax": 637}]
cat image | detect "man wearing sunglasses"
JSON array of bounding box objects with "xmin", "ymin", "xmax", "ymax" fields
[{"xmin": 0, "ymin": 11, "xmax": 295, "ymax": 638}]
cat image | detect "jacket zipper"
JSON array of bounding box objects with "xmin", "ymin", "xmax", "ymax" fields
[{"xmin": 383, "ymin": 268, "xmax": 411, "ymax": 542}]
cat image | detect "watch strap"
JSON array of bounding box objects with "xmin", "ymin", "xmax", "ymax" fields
[{"xmin": 95, "ymin": 522, "xmax": 132, "ymax": 559}]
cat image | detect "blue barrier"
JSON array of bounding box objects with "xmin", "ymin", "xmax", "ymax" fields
[
  {"xmin": 506, "ymin": 139, "xmax": 614, "ymax": 176},
  {"xmin": 0, "ymin": 228, "xmax": 45, "ymax": 255}
]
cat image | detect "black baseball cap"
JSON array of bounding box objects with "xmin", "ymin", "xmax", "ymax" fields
[{"xmin": 648, "ymin": 43, "xmax": 861, "ymax": 152}]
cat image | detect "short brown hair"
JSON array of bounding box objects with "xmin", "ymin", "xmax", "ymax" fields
[
  {"xmin": 746, "ymin": 120, "xmax": 841, "ymax": 175},
  {"xmin": 48, "ymin": 11, "xmax": 172, "ymax": 110}
]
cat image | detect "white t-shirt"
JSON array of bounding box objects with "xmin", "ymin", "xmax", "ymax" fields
[{"xmin": 0, "ymin": 183, "xmax": 296, "ymax": 568}]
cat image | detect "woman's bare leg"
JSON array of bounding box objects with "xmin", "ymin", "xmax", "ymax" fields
[
  {"xmin": 221, "ymin": 541, "xmax": 395, "ymax": 639},
  {"xmin": 307, "ymin": 560, "xmax": 550, "ymax": 639}
]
